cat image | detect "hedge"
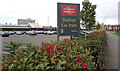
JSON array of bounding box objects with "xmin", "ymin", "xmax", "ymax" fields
[{"xmin": 2, "ymin": 31, "xmax": 107, "ymax": 70}]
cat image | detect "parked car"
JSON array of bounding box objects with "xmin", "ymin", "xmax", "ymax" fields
[
  {"xmin": 0, "ymin": 31, "xmax": 10, "ymax": 37},
  {"xmin": 15, "ymin": 31, "xmax": 22, "ymax": 35},
  {"xmin": 52, "ymin": 31, "xmax": 57, "ymax": 34},
  {"xmin": 46, "ymin": 31, "xmax": 53, "ymax": 35},
  {"xmin": 81, "ymin": 31, "xmax": 93, "ymax": 35},
  {"xmin": 21, "ymin": 31, "xmax": 26, "ymax": 34},
  {"xmin": 40, "ymin": 31, "xmax": 45, "ymax": 34},
  {"xmin": 9, "ymin": 31, "xmax": 15, "ymax": 35},
  {"xmin": 44, "ymin": 31, "xmax": 49, "ymax": 34},
  {"xmin": 44, "ymin": 31, "xmax": 54, "ymax": 35},
  {"xmin": 26, "ymin": 31, "xmax": 37, "ymax": 35},
  {"xmin": 35, "ymin": 31, "xmax": 44, "ymax": 34}
]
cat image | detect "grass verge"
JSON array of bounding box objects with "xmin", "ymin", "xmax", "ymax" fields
[{"xmin": 112, "ymin": 32, "xmax": 120, "ymax": 36}]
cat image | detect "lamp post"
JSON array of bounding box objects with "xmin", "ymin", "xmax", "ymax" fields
[
  {"xmin": 37, "ymin": 20, "xmax": 38, "ymax": 31},
  {"xmin": 47, "ymin": 16, "xmax": 50, "ymax": 31},
  {"xmin": 47, "ymin": 16, "xmax": 49, "ymax": 26}
]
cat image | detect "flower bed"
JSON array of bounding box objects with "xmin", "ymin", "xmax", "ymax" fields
[{"xmin": 2, "ymin": 31, "xmax": 107, "ymax": 70}]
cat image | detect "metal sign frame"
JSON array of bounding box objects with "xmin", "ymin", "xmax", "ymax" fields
[{"xmin": 57, "ymin": 3, "xmax": 80, "ymax": 41}]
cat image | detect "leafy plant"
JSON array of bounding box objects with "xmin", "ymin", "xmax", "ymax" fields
[
  {"xmin": 3, "ymin": 41, "xmax": 23, "ymax": 55},
  {"xmin": 2, "ymin": 31, "xmax": 107, "ymax": 70}
]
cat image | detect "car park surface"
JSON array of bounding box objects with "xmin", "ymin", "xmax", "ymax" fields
[{"xmin": 1, "ymin": 34, "xmax": 68, "ymax": 48}]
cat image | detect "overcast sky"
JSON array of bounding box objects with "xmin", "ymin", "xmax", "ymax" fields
[{"xmin": 0, "ymin": 0, "xmax": 119, "ymax": 27}]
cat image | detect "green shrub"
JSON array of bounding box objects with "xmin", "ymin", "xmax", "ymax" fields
[
  {"xmin": 3, "ymin": 41, "xmax": 23, "ymax": 56},
  {"xmin": 2, "ymin": 31, "xmax": 107, "ymax": 70}
]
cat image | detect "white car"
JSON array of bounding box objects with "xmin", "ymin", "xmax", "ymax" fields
[
  {"xmin": 35, "ymin": 31, "xmax": 44, "ymax": 34},
  {"xmin": 16, "ymin": 31, "xmax": 22, "ymax": 35},
  {"xmin": 44, "ymin": 31, "xmax": 53, "ymax": 35},
  {"xmin": 81, "ymin": 31, "xmax": 93, "ymax": 35},
  {"xmin": 52, "ymin": 31, "xmax": 57, "ymax": 34},
  {"xmin": 26, "ymin": 31, "xmax": 37, "ymax": 35},
  {"xmin": 9, "ymin": 31, "xmax": 15, "ymax": 35},
  {"xmin": 47, "ymin": 31, "xmax": 53, "ymax": 35}
]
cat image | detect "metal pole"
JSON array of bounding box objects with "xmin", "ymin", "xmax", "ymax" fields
[
  {"xmin": 57, "ymin": 35, "xmax": 59, "ymax": 41},
  {"xmin": 47, "ymin": 16, "xmax": 49, "ymax": 26},
  {"xmin": 37, "ymin": 20, "xmax": 38, "ymax": 31},
  {"xmin": 85, "ymin": 33, "xmax": 86, "ymax": 40},
  {"xmin": 57, "ymin": 27, "xmax": 59, "ymax": 41},
  {"xmin": 78, "ymin": 28, "xmax": 80, "ymax": 40},
  {"xmin": 70, "ymin": 36, "xmax": 72, "ymax": 40}
]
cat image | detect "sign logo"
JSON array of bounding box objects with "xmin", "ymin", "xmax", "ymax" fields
[{"xmin": 61, "ymin": 5, "xmax": 77, "ymax": 16}]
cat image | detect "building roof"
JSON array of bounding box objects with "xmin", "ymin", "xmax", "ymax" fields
[
  {"xmin": 1, "ymin": 25, "xmax": 29, "ymax": 29},
  {"xmin": 28, "ymin": 23, "xmax": 42, "ymax": 28}
]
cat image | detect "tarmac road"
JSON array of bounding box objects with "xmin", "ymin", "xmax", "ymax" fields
[{"xmin": 104, "ymin": 31, "xmax": 119, "ymax": 70}]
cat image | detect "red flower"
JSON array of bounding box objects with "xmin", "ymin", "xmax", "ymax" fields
[
  {"xmin": 82, "ymin": 63, "xmax": 88, "ymax": 69},
  {"xmin": 42, "ymin": 41, "xmax": 45, "ymax": 44},
  {"xmin": 66, "ymin": 46, "xmax": 69, "ymax": 48},
  {"xmin": 54, "ymin": 49, "xmax": 58, "ymax": 52},
  {"xmin": 47, "ymin": 46, "xmax": 51, "ymax": 49},
  {"xmin": 63, "ymin": 38, "xmax": 70, "ymax": 42},
  {"xmin": 40, "ymin": 48, "xmax": 42, "ymax": 50},
  {"xmin": 51, "ymin": 46, "xmax": 55, "ymax": 49},
  {"xmin": 47, "ymin": 53, "xmax": 50, "ymax": 56},
  {"xmin": 40, "ymin": 51, "xmax": 42, "ymax": 55},
  {"xmin": 70, "ymin": 68, "xmax": 74, "ymax": 70},
  {"xmin": 0, "ymin": 63, "xmax": 2, "ymax": 66},
  {"xmin": 77, "ymin": 61, "xmax": 83, "ymax": 64},
  {"xmin": 56, "ymin": 52, "xmax": 58, "ymax": 55},
  {"xmin": 51, "ymin": 50, "xmax": 55, "ymax": 53},
  {"xmin": 67, "ymin": 59, "xmax": 70, "ymax": 61},
  {"xmin": 46, "ymin": 48, "xmax": 50, "ymax": 53},
  {"xmin": 64, "ymin": 38, "xmax": 67, "ymax": 42},
  {"xmin": 75, "ymin": 56, "xmax": 80, "ymax": 61},
  {"xmin": 59, "ymin": 47, "xmax": 63, "ymax": 51},
  {"xmin": 52, "ymin": 52, "xmax": 54, "ymax": 56}
]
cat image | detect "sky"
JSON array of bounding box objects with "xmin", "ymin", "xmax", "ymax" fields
[{"xmin": 0, "ymin": 0, "xmax": 119, "ymax": 27}]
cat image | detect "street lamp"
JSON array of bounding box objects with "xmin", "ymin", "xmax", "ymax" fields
[
  {"xmin": 47, "ymin": 16, "xmax": 50, "ymax": 31},
  {"xmin": 47, "ymin": 16, "xmax": 49, "ymax": 26},
  {"xmin": 37, "ymin": 20, "xmax": 38, "ymax": 31}
]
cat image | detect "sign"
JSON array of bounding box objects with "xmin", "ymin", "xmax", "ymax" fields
[{"xmin": 57, "ymin": 3, "xmax": 80, "ymax": 36}]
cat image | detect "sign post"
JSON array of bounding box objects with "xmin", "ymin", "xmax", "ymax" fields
[{"xmin": 57, "ymin": 3, "xmax": 80, "ymax": 41}]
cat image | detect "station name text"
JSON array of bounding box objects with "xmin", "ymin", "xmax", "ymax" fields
[{"xmin": 61, "ymin": 18, "xmax": 78, "ymax": 28}]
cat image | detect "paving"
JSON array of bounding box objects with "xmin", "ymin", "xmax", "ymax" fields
[{"xmin": 104, "ymin": 32, "xmax": 119, "ymax": 70}]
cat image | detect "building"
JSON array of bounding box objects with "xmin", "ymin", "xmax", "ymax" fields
[
  {"xmin": 1, "ymin": 25, "xmax": 30, "ymax": 31},
  {"xmin": 28, "ymin": 23, "xmax": 42, "ymax": 28},
  {"xmin": 1, "ymin": 24, "xmax": 56, "ymax": 31},
  {"xmin": 104, "ymin": 25, "xmax": 120, "ymax": 31},
  {"xmin": 18, "ymin": 18, "xmax": 35, "ymax": 25}
]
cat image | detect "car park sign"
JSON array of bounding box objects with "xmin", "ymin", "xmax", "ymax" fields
[{"xmin": 57, "ymin": 3, "xmax": 80, "ymax": 36}]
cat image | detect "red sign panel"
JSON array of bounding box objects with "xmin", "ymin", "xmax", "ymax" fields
[{"xmin": 61, "ymin": 5, "xmax": 77, "ymax": 16}]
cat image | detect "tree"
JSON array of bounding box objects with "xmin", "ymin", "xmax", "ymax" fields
[
  {"xmin": 95, "ymin": 22, "xmax": 101, "ymax": 30},
  {"xmin": 80, "ymin": 0, "xmax": 97, "ymax": 30}
]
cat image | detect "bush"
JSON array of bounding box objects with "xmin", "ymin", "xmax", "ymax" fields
[
  {"xmin": 2, "ymin": 31, "xmax": 107, "ymax": 70},
  {"xmin": 3, "ymin": 41, "xmax": 23, "ymax": 56}
]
